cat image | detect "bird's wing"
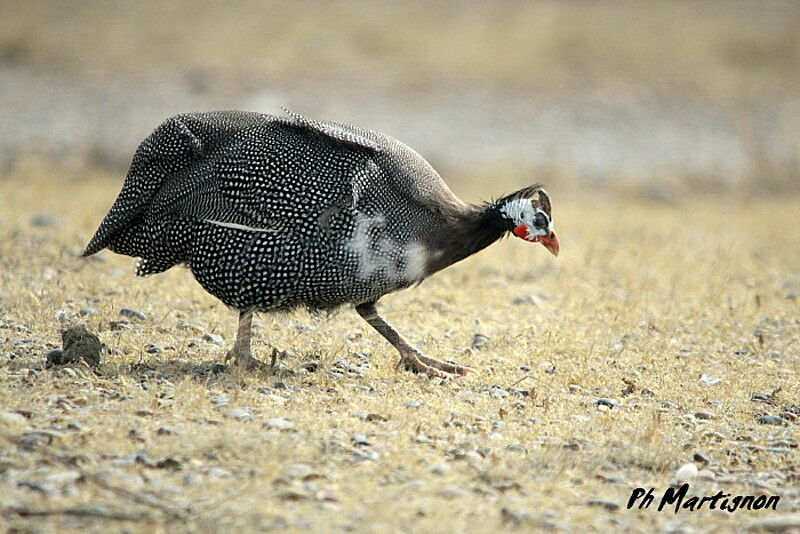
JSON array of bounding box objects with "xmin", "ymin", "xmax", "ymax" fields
[
  {"xmin": 144, "ymin": 114, "xmax": 381, "ymax": 232},
  {"xmin": 278, "ymin": 108, "xmax": 381, "ymax": 152}
]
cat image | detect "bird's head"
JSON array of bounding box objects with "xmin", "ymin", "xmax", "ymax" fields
[{"xmin": 497, "ymin": 186, "xmax": 560, "ymax": 256}]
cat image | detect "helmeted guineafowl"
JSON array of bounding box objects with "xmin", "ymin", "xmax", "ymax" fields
[{"xmin": 84, "ymin": 109, "xmax": 559, "ymax": 378}]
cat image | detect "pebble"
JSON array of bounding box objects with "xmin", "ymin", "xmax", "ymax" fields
[
  {"xmin": 674, "ymin": 463, "xmax": 698, "ymax": 482},
  {"xmin": 699, "ymin": 373, "xmax": 722, "ymax": 385},
  {"xmin": 506, "ymin": 444, "xmax": 526, "ymax": 453},
  {"xmin": 300, "ymin": 360, "xmax": 320, "ymax": 372},
  {"xmin": 746, "ymin": 514, "xmax": 800, "ymax": 532},
  {"xmin": 95, "ymin": 469, "xmax": 144, "ymax": 491},
  {"xmin": 692, "ymin": 452, "xmax": 711, "ymax": 464},
  {"xmin": 145, "ymin": 344, "xmax": 162, "ymax": 353},
  {"xmin": 404, "ymin": 401, "xmax": 422, "ymax": 408},
  {"xmin": 429, "ymin": 463, "xmax": 450, "ymax": 475},
  {"xmin": 223, "ymin": 408, "xmax": 252, "ymax": 421},
  {"xmin": 79, "ymin": 307, "xmax": 98, "ymax": 316},
  {"xmin": 211, "ymin": 395, "xmax": 230, "ymax": 408},
  {"xmin": 45, "ymin": 349, "xmax": 65, "ymax": 366},
  {"xmin": 182, "ymin": 473, "xmax": 203, "ymax": 487},
  {"xmin": 0, "ymin": 411, "xmax": 28, "ymax": 428},
  {"xmin": 119, "ymin": 308, "xmax": 147, "ymax": 321},
  {"xmin": 471, "ymin": 333, "xmax": 489, "ymax": 349},
  {"xmin": 352, "ymin": 434, "xmax": 371, "ymax": 446},
  {"xmin": 488, "ymin": 386, "xmax": 510, "ymax": 399},
  {"xmin": 438, "ymin": 486, "xmax": 469, "ymax": 499},
  {"xmin": 594, "ymin": 398, "xmax": 619, "ymax": 408},
  {"xmin": 694, "ymin": 412, "xmax": 715, "ymax": 420},
  {"xmin": 751, "ymin": 392, "xmax": 773, "ymax": 403},
  {"xmin": 586, "ymin": 499, "xmax": 619, "ymax": 511},
  {"xmin": 757, "ymin": 415, "xmax": 784, "ymax": 425},
  {"xmin": 285, "ymin": 463, "xmax": 314, "ymax": 480},
  {"xmin": 769, "ymin": 440, "xmax": 796, "ymax": 448},
  {"xmin": 264, "ymin": 418, "xmax": 295, "ymax": 431},
  {"xmin": 512, "ymin": 294, "xmax": 544, "ymax": 306},
  {"xmin": 568, "ymin": 384, "xmax": 582, "ymax": 392},
  {"xmin": 30, "ymin": 214, "xmax": 55, "ymax": 227},
  {"xmin": 177, "ymin": 321, "xmax": 204, "ymax": 332},
  {"xmin": 203, "ymin": 333, "xmax": 224, "ymax": 345}
]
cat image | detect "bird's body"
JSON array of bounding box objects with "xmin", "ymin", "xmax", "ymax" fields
[{"xmin": 85, "ymin": 110, "xmax": 559, "ymax": 378}]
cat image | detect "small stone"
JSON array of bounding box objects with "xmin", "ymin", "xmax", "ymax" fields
[
  {"xmin": 211, "ymin": 395, "xmax": 230, "ymax": 408},
  {"xmin": 437, "ymin": 486, "xmax": 469, "ymax": 499},
  {"xmin": 79, "ymin": 307, "xmax": 98, "ymax": 316},
  {"xmin": 352, "ymin": 434, "xmax": 371, "ymax": 446},
  {"xmin": 488, "ymin": 386, "xmax": 510, "ymax": 399},
  {"xmin": 586, "ymin": 499, "xmax": 619, "ymax": 511},
  {"xmin": 429, "ymin": 463, "xmax": 450, "ymax": 475},
  {"xmin": 568, "ymin": 384, "xmax": 582, "ymax": 392},
  {"xmin": 264, "ymin": 417, "xmax": 295, "ymax": 431},
  {"xmin": 699, "ymin": 373, "xmax": 722, "ymax": 385},
  {"xmin": 50, "ymin": 326, "xmax": 103, "ymax": 368},
  {"xmin": 751, "ymin": 391, "xmax": 773, "ymax": 403},
  {"xmin": 95, "ymin": 469, "xmax": 144, "ymax": 491},
  {"xmin": 145, "ymin": 344, "xmax": 162, "ymax": 354},
  {"xmin": 46, "ymin": 349, "xmax": 65, "ymax": 366},
  {"xmin": 694, "ymin": 412, "xmax": 715, "ymax": 420},
  {"xmin": 0, "ymin": 411, "xmax": 28, "ymax": 427},
  {"xmin": 757, "ymin": 415, "xmax": 784, "ymax": 425},
  {"xmin": 769, "ymin": 440, "xmax": 796, "ymax": 448},
  {"xmin": 182, "ymin": 473, "xmax": 203, "ymax": 487},
  {"xmin": 155, "ymin": 456, "xmax": 183, "ymax": 470},
  {"xmin": 674, "ymin": 463, "xmax": 698, "ymax": 482},
  {"xmin": 594, "ymin": 398, "xmax": 619, "ymax": 408},
  {"xmin": 203, "ymin": 333, "xmax": 224, "ymax": 345},
  {"xmin": 641, "ymin": 388, "xmax": 655, "ymax": 396},
  {"xmin": 746, "ymin": 514, "xmax": 800, "ymax": 532},
  {"xmin": 471, "ymin": 334, "xmax": 489, "ymax": 350},
  {"xmin": 285, "ymin": 463, "xmax": 314, "ymax": 479},
  {"xmin": 30, "ymin": 214, "xmax": 55, "ymax": 227},
  {"xmin": 692, "ymin": 452, "xmax": 711, "ymax": 464},
  {"xmin": 300, "ymin": 361, "xmax": 320, "ymax": 372},
  {"xmin": 506, "ymin": 444, "xmax": 526, "ymax": 453},
  {"xmin": 224, "ymin": 408, "xmax": 252, "ymax": 421},
  {"xmin": 404, "ymin": 401, "xmax": 422, "ymax": 408},
  {"xmin": 120, "ymin": 308, "xmax": 147, "ymax": 321}
]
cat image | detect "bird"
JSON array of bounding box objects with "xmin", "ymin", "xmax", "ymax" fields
[{"xmin": 83, "ymin": 109, "xmax": 559, "ymax": 379}]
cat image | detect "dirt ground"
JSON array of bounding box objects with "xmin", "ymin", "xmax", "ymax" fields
[{"xmin": 0, "ymin": 166, "xmax": 797, "ymax": 533}]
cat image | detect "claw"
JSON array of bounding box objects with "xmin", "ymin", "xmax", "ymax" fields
[{"xmin": 398, "ymin": 351, "xmax": 473, "ymax": 379}]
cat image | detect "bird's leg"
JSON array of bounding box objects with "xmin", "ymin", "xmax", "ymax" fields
[
  {"xmin": 355, "ymin": 302, "xmax": 473, "ymax": 379},
  {"xmin": 225, "ymin": 310, "xmax": 270, "ymax": 372}
]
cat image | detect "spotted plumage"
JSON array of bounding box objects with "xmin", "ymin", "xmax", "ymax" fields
[{"xmin": 84, "ymin": 109, "xmax": 559, "ymax": 378}]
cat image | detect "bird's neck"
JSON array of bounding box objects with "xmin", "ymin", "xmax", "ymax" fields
[{"xmin": 426, "ymin": 202, "xmax": 510, "ymax": 275}]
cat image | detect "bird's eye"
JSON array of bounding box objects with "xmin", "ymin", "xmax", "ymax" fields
[{"xmin": 534, "ymin": 212, "xmax": 547, "ymax": 228}]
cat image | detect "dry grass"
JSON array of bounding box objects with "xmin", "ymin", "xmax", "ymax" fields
[{"xmin": 0, "ymin": 163, "xmax": 797, "ymax": 532}]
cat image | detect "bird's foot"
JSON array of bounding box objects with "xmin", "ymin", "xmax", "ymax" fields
[{"xmin": 398, "ymin": 351, "xmax": 474, "ymax": 379}]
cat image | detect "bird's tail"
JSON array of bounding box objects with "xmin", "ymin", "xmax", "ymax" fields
[{"xmin": 83, "ymin": 115, "xmax": 204, "ymax": 256}]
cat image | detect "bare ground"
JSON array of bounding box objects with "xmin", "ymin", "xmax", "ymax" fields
[{"xmin": 0, "ymin": 168, "xmax": 798, "ymax": 533}]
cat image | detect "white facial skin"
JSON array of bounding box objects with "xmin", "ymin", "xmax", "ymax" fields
[{"xmin": 500, "ymin": 198, "xmax": 552, "ymax": 240}]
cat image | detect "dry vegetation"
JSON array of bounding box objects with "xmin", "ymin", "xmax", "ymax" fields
[
  {"xmin": 0, "ymin": 165, "xmax": 797, "ymax": 533},
  {"xmin": 0, "ymin": 1, "xmax": 798, "ymax": 532},
  {"xmin": 2, "ymin": 0, "xmax": 799, "ymax": 95}
]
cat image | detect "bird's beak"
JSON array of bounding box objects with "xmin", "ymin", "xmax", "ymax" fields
[
  {"xmin": 512, "ymin": 226, "xmax": 560, "ymax": 256},
  {"xmin": 539, "ymin": 230, "xmax": 560, "ymax": 256}
]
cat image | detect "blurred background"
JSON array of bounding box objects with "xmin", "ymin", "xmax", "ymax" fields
[{"xmin": 1, "ymin": 0, "xmax": 798, "ymax": 199}]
